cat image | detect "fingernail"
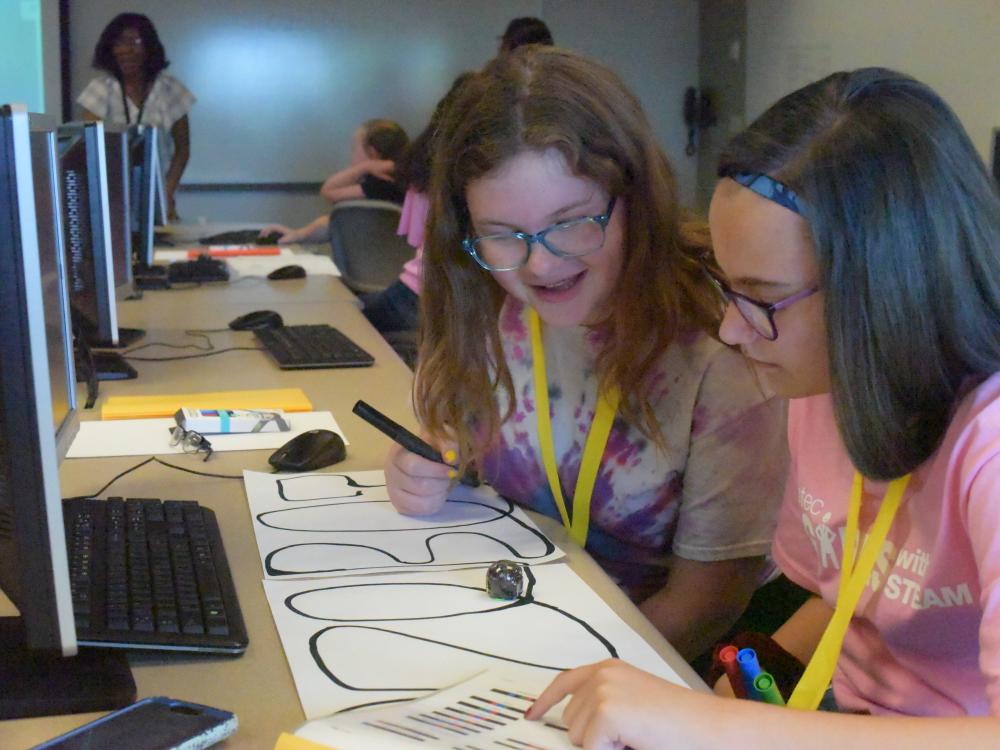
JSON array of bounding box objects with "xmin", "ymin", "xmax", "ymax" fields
[
  {"xmin": 444, "ymin": 449, "xmax": 457, "ymax": 463},
  {"xmin": 524, "ymin": 702, "xmax": 536, "ymax": 719},
  {"xmin": 447, "ymin": 469, "xmax": 457, "ymax": 479}
]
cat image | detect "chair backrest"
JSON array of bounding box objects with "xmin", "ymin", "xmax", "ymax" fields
[{"xmin": 327, "ymin": 199, "xmax": 413, "ymax": 295}]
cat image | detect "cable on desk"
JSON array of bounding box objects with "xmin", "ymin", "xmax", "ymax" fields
[
  {"xmin": 123, "ymin": 329, "xmax": 217, "ymax": 355},
  {"xmin": 64, "ymin": 455, "xmax": 245, "ymax": 501},
  {"xmin": 124, "ymin": 347, "xmax": 264, "ymax": 362}
]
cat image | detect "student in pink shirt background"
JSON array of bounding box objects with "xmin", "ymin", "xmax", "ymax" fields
[{"xmin": 528, "ymin": 67, "xmax": 1000, "ymax": 748}]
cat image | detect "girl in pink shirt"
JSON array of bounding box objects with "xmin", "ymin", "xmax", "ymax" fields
[{"xmin": 528, "ymin": 68, "xmax": 1000, "ymax": 748}]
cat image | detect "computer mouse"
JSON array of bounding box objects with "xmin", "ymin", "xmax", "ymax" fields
[
  {"xmin": 228, "ymin": 309, "xmax": 284, "ymax": 331},
  {"xmin": 268, "ymin": 429, "xmax": 346, "ymax": 472},
  {"xmin": 267, "ymin": 264, "xmax": 306, "ymax": 281}
]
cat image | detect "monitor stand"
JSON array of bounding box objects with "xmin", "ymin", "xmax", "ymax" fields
[
  {"xmin": 0, "ymin": 617, "xmax": 136, "ymax": 720},
  {"xmin": 90, "ymin": 351, "xmax": 138, "ymax": 381},
  {"xmin": 111, "ymin": 327, "xmax": 145, "ymax": 348}
]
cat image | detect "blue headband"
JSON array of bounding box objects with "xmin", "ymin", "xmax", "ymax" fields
[{"xmin": 730, "ymin": 172, "xmax": 804, "ymax": 215}]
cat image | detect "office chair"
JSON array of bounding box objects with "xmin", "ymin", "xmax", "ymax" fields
[{"xmin": 327, "ymin": 199, "xmax": 414, "ymax": 295}]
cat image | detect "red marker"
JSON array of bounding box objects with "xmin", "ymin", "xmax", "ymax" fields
[{"xmin": 718, "ymin": 644, "xmax": 748, "ymax": 699}]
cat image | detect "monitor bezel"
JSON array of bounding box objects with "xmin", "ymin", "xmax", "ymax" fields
[
  {"xmin": 28, "ymin": 113, "xmax": 79, "ymax": 460},
  {"xmin": 0, "ymin": 103, "xmax": 77, "ymax": 656}
]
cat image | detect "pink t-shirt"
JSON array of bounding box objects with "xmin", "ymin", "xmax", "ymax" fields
[
  {"xmin": 773, "ymin": 372, "xmax": 1000, "ymax": 716},
  {"xmin": 396, "ymin": 189, "xmax": 429, "ymax": 294}
]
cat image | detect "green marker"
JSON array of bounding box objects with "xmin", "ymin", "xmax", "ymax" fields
[{"xmin": 752, "ymin": 672, "xmax": 785, "ymax": 706}]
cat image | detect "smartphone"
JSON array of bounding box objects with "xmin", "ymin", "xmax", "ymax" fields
[{"xmin": 33, "ymin": 696, "xmax": 237, "ymax": 750}]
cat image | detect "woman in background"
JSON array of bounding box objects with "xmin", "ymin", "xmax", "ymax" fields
[{"xmin": 79, "ymin": 13, "xmax": 194, "ymax": 220}]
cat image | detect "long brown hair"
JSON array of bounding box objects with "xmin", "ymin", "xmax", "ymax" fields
[{"xmin": 416, "ymin": 47, "xmax": 719, "ymax": 466}]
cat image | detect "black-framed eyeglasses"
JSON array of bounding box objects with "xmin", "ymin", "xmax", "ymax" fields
[
  {"xmin": 169, "ymin": 426, "xmax": 214, "ymax": 461},
  {"xmin": 462, "ymin": 197, "xmax": 617, "ymax": 272},
  {"xmin": 705, "ymin": 268, "xmax": 819, "ymax": 341}
]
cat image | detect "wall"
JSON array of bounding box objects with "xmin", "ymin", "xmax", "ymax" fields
[
  {"xmin": 67, "ymin": 1, "xmax": 699, "ymax": 225},
  {"xmin": 746, "ymin": 0, "xmax": 1000, "ymax": 163},
  {"xmin": 695, "ymin": 0, "xmax": 745, "ymax": 215}
]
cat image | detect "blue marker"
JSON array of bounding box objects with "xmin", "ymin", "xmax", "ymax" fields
[{"xmin": 737, "ymin": 648, "xmax": 763, "ymax": 699}]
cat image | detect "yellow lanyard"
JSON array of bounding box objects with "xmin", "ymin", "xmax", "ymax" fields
[
  {"xmin": 529, "ymin": 308, "xmax": 620, "ymax": 548},
  {"xmin": 787, "ymin": 471, "xmax": 912, "ymax": 710}
]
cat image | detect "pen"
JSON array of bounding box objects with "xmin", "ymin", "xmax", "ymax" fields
[
  {"xmin": 352, "ymin": 400, "xmax": 479, "ymax": 487},
  {"xmin": 737, "ymin": 647, "xmax": 763, "ymax": 699},
  {"xmin": 717, "ymin": 644, "xmax": 748, "ymax": 699}
]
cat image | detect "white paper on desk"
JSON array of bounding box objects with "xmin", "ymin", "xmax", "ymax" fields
[
  {"xmin": 263, "ymin": 563, "xmax": 688, "ymax": 720},
  {"xmin": 65, "ymin": 411, "xmax": 347, "ymax": 458},
  {"xmin": 151, "ymin": 249, "xmax": 341, "ymax": 277},
  {"xmin": 243, "ymin": 470, "xmax": 564, "ymax": 579},
  {"xmin": 227, "ymin": 252, "xmax": 341, "ymax": 278},
  {"xmin": 295, "ymin": 668, "xmax": 575, "ymax": 749}
]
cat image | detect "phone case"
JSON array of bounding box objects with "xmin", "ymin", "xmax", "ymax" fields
[{"xmin": 33, "ymin": 696, "xmax": 238, "ymax": 750}]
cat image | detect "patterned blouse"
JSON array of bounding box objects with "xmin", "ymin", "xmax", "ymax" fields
[
  {"xmin": 77, "ymin": 72, "xmax": 195, "ymax": 169},
  {"xmin": 480, "ymin": 297, "xmax": 789, "ymax": 600}
]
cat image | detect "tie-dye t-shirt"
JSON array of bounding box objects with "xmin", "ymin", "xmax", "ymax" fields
[{"xmin": 480, "ymin": 298, "xmax": 789, "ymax": 600}]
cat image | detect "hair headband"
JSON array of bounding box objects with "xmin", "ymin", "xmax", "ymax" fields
[{"xmin": 730, "ymin": 172, "xmax": 804, "ymax": 215}]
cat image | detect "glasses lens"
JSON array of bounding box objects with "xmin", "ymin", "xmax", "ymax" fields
[
  {"xmin": 169, "ymin": 426, "xmax": 185, "ymax": 446},
  {"xmin": 544, "ymin": 219, "xmax": 606, "ymax": 256},
  {"xmin": 734, "ymin": 297, "xmax": 777, "ymax": 340},
  {"xmin": 472, "ymin": 236, "xmax": 527, "ymax": 270}
]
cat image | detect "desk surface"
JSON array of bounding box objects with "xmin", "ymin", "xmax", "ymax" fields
[{"xmin": 1, "ymin": 275, "xmax": 705, "ymax": 749}]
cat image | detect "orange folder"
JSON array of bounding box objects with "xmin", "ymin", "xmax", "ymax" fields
[{"xmin": 101, "ymin": 388, "xmax": 313, "ymax": 420}]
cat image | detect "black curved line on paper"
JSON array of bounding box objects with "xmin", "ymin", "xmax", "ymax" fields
[
  {"xmin": 255, "ymin": 497, "xmax": 515, "ymax": 532},
  {"xmin": 285, "ymin": 581, "xmax": 530, "ymax": 622},
  {"xmin": 265, "ymin": 528, "xmax": 556, "ymax": 576},
  {"xmin": 275, "ymin": 472, "xmax": 386, "ymax": 502},
  {"xmin": 296, "ymin": 580, "xmax": 618, "ymax": 696}
]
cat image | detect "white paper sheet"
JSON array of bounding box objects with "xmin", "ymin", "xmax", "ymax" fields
[
  {"xmin": 226, "ymin": 252, "xmax": 341, "ymax": 278},
  {"xmin": 263, "ymin": 564, "xmax": 688, "ymax": 719},
  {"xmin": 152, "ymin": 248, "xmax": 341, "ymax": 277},
  {"xmin": 243, "ymin": 470, "xmax": 564, "ymax": 579},
  {"xmin": 295, "ymin": 669, "xmax": 576, "ymax": 749},
  {"xmin": 66, "ymin": 411, "xmax": 346, "ymax": 458}
]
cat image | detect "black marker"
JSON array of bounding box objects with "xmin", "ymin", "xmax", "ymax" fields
[{"xmin": 352, "ymin": 400, "xmax": 479, "ymax": 486}]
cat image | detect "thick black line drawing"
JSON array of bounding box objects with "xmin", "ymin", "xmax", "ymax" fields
[
  {"xmin": 276, "ymin": 472, "xmax": 387, "ymax": 502},
  {"xmin": 283, "ymin": 572, "xmax": 618, "ymax": 714},
  {"xmin": 246, "ymin": 471, "xmax": 561, "ymax": 578}
]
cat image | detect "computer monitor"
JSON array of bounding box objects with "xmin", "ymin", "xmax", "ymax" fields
[
  {"xmin": 1, "ymin": 105, "xmax": 134, "ymax": 720},
  {"xmin": 153, "ymin": 142, "xmax": 169, "ymax": 227},
  {"xmin": 58, "ymin": 121, "xmax": 138, "ymax": 379},
  {"xmin": 103, "ymin": 124, "xmax": 146, "ymax": 347},
  {"xmin": 992, "ymin": 127, "xmax": 999, "ymax": 186},
  {"xmin": 0, "ymin": 104, "xmax": 77, "ymax": 658},
  {"xmin": 128, "ymin": 124, "xmax": 157, "ymax": 269},
  {"xmin": 57, "ymin": 121, "xmax": 118, "ymax": 347},
  {"xmin": 103, "ymin": 123, "xmax": 133, "ymax": 292}
]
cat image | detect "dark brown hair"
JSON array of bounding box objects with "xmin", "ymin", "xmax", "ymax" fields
[
  {"xmin": 92, "ymin": 13, "xmax": 168, "ymax": 83},
  {"xmin": 719, "ymin": 68, "xmax": 1000, "ymax": 478}
]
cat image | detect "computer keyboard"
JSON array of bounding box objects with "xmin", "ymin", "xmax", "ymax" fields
[
  {"xmin": 199, "ymin": 229, "xmax": 282, "ymax": 246},
  {"xmin": 167, "ymin": 256, "xmax": 230, "ymax": 284},
  {"xmin": 64, "ymin": 497, "xmax": 249, "ymax": 654},
  {"xmin": 254, "ymin": 324, "xmax": 375, "ymax": 369}
]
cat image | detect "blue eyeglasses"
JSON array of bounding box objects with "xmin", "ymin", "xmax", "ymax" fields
[{"xmin": 463, "ymin": 197, "xmax": 617, "ymax": 272}]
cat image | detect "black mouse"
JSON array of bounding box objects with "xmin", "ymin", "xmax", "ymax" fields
[
  {"xmin": 228, "ymin": 309, "xmax": 284, "ymax": 331},
  {"xmin": 268, "ymin": 429, "xmax": 346, "ymax": 472},
  {"xmin": 257, "ymin": 231, "xmax": 284, "ymax": 245},
  {"xmin": 267, "ymin": 264, "xmax": 306, "ymax": 281}
]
